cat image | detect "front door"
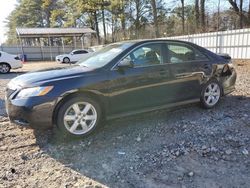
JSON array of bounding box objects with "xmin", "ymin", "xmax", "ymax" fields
[{"xmin": 107, "ymin": 43, "xmax": 172, "ymax": 115}]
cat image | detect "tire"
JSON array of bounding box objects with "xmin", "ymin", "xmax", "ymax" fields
[
  {"xmin": 55, "ymin": 96, "xmax": 102, "ymax": 138},
  {"xmin": 200, "ymin": 79, "xmax": 222, "ymax": 109},
  {"xmin": 0, "ymin": 63, "xmax": 11, "ymax": 74},
  {"xmin": 63, "ymin": 57, "xmax": 70, "ymax": 64}
]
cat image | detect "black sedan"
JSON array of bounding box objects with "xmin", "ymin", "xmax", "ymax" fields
[{"xmin": 5, "ymin": 40, "xmax": 237, "ymax": 137}]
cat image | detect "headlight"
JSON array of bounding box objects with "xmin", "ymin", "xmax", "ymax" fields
[{"xmin": 16, "ymin": 86, "xmax": 53, "ymax": 99}]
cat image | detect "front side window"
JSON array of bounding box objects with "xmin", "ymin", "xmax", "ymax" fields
[
  {"xmin": 167, "ymin": 43, "xmax": 208, "ymax": 63},
  {"xmin": 124, "ymin": 44, "xmax": 162, "ymax": 67}
]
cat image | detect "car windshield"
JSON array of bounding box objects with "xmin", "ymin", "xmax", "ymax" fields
[{"xmin": 78, "ymin": 42, "xmax": 134, "ymax": 68}]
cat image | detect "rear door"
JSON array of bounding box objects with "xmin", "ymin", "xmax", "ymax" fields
[
  {"xmin": 72, "ymin": 50, "xmax": 88, "ymax": 61},
  {"xmin": 165, "ymin": 42, "xmax": 212, "ymax": 102}
]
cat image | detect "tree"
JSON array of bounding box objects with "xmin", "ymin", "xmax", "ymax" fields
[
  {"xmin": 151, "ymin": 0, "xmax": 160, "ymax": 37},
  {"xmin": 42, "ymin": 0, "xmax": 56, "ymax": 27},
  {"xmin": 130, "ymin": 0, "xmax": 151, "ymax": 39},
  {"xmin": 228, "ymin": 0, "xmax": 250, "ymax": 28},
  {"xmin": 6, "ymin": 0, "xmax": 44, "ymax": 44},
  {"xmin": 200, "ymin": 0, "xmax": 206, "ymax": 31},
  {"xmin": 180, "ymin": 0, "xmax": 185, "ymax": 34},
  {"xmin": 5, "ymin": 0, "xmax": 250, "ymax": 45},
  {"xmin": 195, "ymin": 0, "xmax": 200, "ymax": 29}
]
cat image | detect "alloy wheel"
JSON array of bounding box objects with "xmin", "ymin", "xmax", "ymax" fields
[
  {"xmin": 63, "ymin": 57, "xmax": 70, "ymax": 63},
  {"xmin": 0, "ymin": 64, "xmax": 10, "ymax": 73},
  {"xmin": 63, "ymin": 102, "xmax": 97, "ymax": 135},
  {"xmin": 204, "ymin": 82, "xmax": 221, "ymax": 106}
]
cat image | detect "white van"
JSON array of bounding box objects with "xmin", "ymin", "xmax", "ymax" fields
[{"xmin": 0, "ymin": 51, "xmax": 23, "ymax": 73}]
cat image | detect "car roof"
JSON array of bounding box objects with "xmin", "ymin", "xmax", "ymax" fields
[
  {"xmin": 110, "ymin": 39, "xmax": 199, "ymax": 47},
  {"xmin": 72, "ymin": 49, "xmax": 88, "ymax": 52}
]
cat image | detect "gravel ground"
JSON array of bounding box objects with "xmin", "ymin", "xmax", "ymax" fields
[{"xmin": 0, "ymin": 61, "xmax": 249, "ymax": 188}]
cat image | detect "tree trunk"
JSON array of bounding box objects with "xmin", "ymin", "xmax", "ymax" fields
[
  {"xmin": 121, "ymin": 0, "xmax": 126, "ymax": 40},
  {"xmin": 181, "ymin": 0, "xmax": 185, "ymax": 34},
  {"xmin": 200, "ymin": 0, "xmax": 206, "ymax": 32},
  {"xmin": 195, "ymin": 0, "xmax": 200, "ymax": 30},
  {"xmin": 240, "ymin": 0, "xmax": 243, "ymax": 28},
  {"xmin": 94, "ymin": 11, "xmax": 100, "ymax": 45},
  {"xmin": 248, "ymin": 0, "xmax": 250, "ymax": 21},
  {"xmin": 135, "ymin": 0, "xmax": 140, "ymax": 39},
  {"xmin": 151, "ymin": 0, "xmax": 160, "ymax": 38},
  {"xmin": 101, "ymin": 7, "xmax": 107, "ymax": 44}
]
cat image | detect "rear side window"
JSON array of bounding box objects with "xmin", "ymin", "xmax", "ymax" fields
[
  {"xmin": 79, "ymin": 50, "xmax": 88, "ymax": 54},
  {"xmin": 73, "ymin": 50, "xmax": 88, "ymax": 54},
  {"xmin": 167, "ymin": 43, "xmax": 208, "ymax": 63}
]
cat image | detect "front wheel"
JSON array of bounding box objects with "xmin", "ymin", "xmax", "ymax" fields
[
  {"xmin": 200, "ymin": 80, "xmax": 222, "ymax": 109},
  {"xmin": 56, "ymin": 96, "xmax": 102, "ymax": 138},
  {"xmin": 63, "ymin": 57, "xmax": 70, "ymax": 63}
]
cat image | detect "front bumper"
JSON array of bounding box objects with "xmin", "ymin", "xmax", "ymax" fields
[
  {"xmin": 55, "ymin": 57, "xmax": 63, "ymax": 63},
  {"xmin": 5, "ymin": 94, "xmax": 55, "ymax": 129}
]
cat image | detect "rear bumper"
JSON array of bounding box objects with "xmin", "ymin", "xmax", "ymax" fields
[
  {"xmin": 11, "ymin": 61, "xmax": 23, "ymax": 69},
  {"xmin": 5, "ymin": 96, "xmax": 55, "ymax": 129}
]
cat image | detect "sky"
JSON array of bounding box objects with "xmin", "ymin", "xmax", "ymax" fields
[{"xmin": 0, "ymin": 0, "xmax": 16, "ymax": 44}]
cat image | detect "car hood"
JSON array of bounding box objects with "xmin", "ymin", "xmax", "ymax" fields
[{"xmin": 8, "ymin": 65, "xmax": 94, "ymax": 88}]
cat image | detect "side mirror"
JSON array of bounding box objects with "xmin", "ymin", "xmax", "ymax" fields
[{"xmin": 117, "ymin": 58, "xmax": 134, "ymax": 69}]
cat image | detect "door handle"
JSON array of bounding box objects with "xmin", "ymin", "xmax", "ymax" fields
[{"xmin": 175, "ymin": 73, "xmax": 191, "ymax": 78}]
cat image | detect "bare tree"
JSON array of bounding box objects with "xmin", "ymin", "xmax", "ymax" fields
[
  {"xmin": 151, "ymin": 0, "xmax": 160, "ymax": 37},
  {"xmin": 195, "ymin": 0, "xmax": 200, "ymax": 30},
  {"xmin": 181, "ymin": 0, "xmax": 185, "ymax": 33},
  {"xmin": 248, "ymin": 0, "xmax": 250, "ymax": 21},
  {"xmin": 228, "ymin": 0, "xmax": 249, "ymax": 28},
  {"xmin": 200, "ymin": 0, "xmax": 206, "ymax": 32},
  {"xmin": 239, "ymin": 0, "xmax": 243, "ymax": 28}
]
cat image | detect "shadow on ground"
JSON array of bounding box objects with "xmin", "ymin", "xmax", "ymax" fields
[
  {"xmin": 31, "ymin": 94, "xmax": 250, "ymax": 187},
  {"xmin": 0, "ymin": 72, "xmax": 26, "ymax": 80}
]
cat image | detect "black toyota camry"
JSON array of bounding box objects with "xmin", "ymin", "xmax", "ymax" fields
[{"xmin": 5, "ymin": 39, "xmax": 237, "ymax": 137}]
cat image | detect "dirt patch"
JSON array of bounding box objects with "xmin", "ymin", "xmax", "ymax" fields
[{"xmin": 0, "ymin": 60, "xmax": 249, "ymax": 187}]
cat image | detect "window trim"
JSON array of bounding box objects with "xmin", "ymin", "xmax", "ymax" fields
[
  {"xmin": 111, "ymin": 42, "xmax": 165, "ymax": 70},
  {"xmin": 72, "ymin": 50, "xmax": 88, "ymax": 55},
  {"xmin": 165, "ymin": 41, "xmax": 210, "ymax": 64}
]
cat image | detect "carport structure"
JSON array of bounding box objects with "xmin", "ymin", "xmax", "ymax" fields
[{"xmin": 16, "ymin": 27, "xmax": 96, "ymax": 61}]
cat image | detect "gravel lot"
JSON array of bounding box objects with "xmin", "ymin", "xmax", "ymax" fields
[{"xmin": 0, "ymin": 61, "xmax": 249, "ymax": 188}]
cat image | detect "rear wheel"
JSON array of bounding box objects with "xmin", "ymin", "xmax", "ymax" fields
[
  {"xmin": 200, "ymin": 80, "xmax": 222, "ymax": 109},
  {"xmin": 55, "ymin": 96, "xmax": 102, "ymax": 138},
  {"xmin": 0, "ymin": 63, "xmax": 11, "ymax": 74},
  {"xmin": 63, "ymin": 57, "xmax": 70, "ymax": 63}
]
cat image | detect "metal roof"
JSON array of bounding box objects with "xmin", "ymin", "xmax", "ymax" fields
[{"xmin": 16, "ymin": 27, "xmax": 96, "ymax": 38}]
